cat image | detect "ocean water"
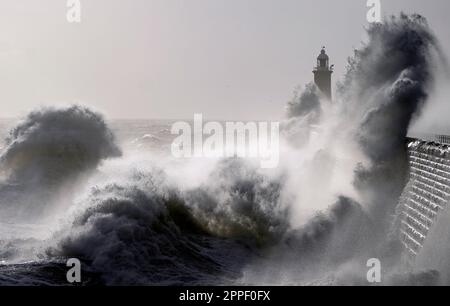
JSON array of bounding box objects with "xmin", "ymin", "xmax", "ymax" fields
[
  {"xmin": 0, "ymin": 115, "xmax": 408, "ymax": 286},
  {"xmin": 0, "ymin": 14, "xmax": 446, "ymax": 286},
  {"xmin": 0, "ymin": 118, "xmax": 266, "ymax": 286}
]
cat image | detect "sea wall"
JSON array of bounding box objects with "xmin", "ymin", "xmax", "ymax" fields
[{"xmin": 397, "ymin": 138, "xmax": 450, "ymax": 269}]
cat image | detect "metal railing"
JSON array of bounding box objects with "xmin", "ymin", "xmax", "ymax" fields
[
  {"xmin": 435, "ymin": 135, "xmax": 450, "ymax": 145},
  {"xmin": 408, "ymin": 133, "xmax": 450, "ymax": 145}
]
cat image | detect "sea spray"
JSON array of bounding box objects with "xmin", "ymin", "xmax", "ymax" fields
[
  {"xmin": 0, "ymin": 13, "xmax": 445, "ymax": 286},
  {"xmin": 46, "ymin": 159, "xmax": 288, "ymax": 284},
  {"xmin": 0, "ymin": 105, "xmax": 121, "ymax": 221},
  {"xmin": 242, "ymin": 14, "xmax": 444, "ymax": 285}
]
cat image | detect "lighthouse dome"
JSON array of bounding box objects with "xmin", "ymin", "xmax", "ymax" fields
[{"xmin": 317, "ymin": 49, "xmax": 329, "ymax": 60}]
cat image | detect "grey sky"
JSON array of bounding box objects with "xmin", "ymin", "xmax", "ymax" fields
[{"xmin": 0, "ymin": 0, "xmax": 449, "ymax": 120}]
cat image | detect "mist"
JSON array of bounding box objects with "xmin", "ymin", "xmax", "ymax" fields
[{"xmin": 0, "ymin": 10, "xmax": 449, "ymax": 286}]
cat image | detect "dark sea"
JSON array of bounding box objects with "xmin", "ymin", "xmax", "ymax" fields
[{"xmin": 0, "ymin": 118, "xmax": 286, "ymax": 286}]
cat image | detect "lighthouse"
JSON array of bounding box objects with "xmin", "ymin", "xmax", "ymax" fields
[{"xmin": 313, "ymin": 47, "xmax": 333, "ymax": 100}]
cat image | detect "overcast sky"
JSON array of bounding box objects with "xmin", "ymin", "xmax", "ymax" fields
[{"xmin": 0, "ymin": 0, "xmax": 449, "ymax": 120}]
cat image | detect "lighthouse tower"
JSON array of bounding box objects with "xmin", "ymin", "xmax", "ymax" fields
[{"xmin": 313, "ymin": 47, "xmax": 333, "ymax": 100}]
